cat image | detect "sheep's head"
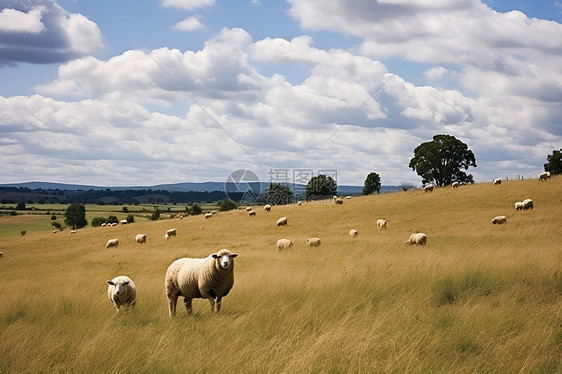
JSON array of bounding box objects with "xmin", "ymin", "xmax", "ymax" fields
[
  {"xmin": 107, "ymin": 279, "xmax": 130, "ymax": 296},
  {"xmin": 212, "ymin": 249, "xmax": 238, "ymax": 270}
]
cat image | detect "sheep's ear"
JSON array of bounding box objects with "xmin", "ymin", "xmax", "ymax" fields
[
  {"xmin": 107, "ymin": 281, "xmax": 114, "ymax": 285},
  {"xmin": 123, "ymin": 281, "xmax": 129, "ymax": 285},
  {"xmin": 211, "ymin": 254, "xmax": 218, "ymax": 258},
  {"xmin": 230, "ymin": 253, "xmax": 238, "ymax": 258}
]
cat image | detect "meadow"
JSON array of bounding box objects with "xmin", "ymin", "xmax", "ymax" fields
[{"xmin": 0, "ymin": 178, "xmax": 561, "ymax": 373}]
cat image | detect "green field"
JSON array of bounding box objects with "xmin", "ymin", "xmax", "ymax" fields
[{"xmin": 1, "ymin": 178, "xmax": 561, "ymax": 373}]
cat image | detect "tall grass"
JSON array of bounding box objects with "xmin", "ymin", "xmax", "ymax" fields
[{"xmin": 1, "ymin": 177, "xmax": 561, "ymax": 373}]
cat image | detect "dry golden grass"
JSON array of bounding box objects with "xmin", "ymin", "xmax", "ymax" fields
[{"xmin": 1, "ymin": 177, "xmax": 561, "ymax": 373}]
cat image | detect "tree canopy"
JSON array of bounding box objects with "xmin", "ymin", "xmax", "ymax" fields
[
  {"xmin": 64, "ymin": 203, "xmax": 87, "ymax": 229},
  {"xmin": 409, "ymin": 134, "xmax": 476, "ymax": 186},
  {"xmin": 362, "ymin": 172, "xmax": 381, "ymax": 195},
  {"xmin": 264, "ymin": 183, "xmax": 294, "ymax": 205},
  {"xmin": 544, "ymin": 149, "xmax": 562, "ymax": 175},
  {"xmin": 304, "ymin": 175, "xmax": 337, "ymax": 200}
]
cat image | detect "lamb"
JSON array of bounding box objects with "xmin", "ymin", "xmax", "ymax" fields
[
  {"xmin": 491, "ymin": 216, "xmax": 507, "ymax": 224},
  {"xmin": 264, "ymin": 204, "xmax": 272, "ymax": 212},
  {"xmin": 377, "ymin": 219, "xmax": 387, "ymax": 230},
  {"xmin": 306, "ymin": 238, "xmax": 321, "ymax": 247},
  {"xmin": 539, "ymin": 171, "xmax": 551, "ymax": 181},
  {"xmin": 277, "ymin": 238, "xmax": 294, "ymax": 250},
  {"xmin": 165, "ymin": 228, "xmax": 176, "ymax": 240},
  {"xmin": 514, "ymin": 202, "xmax": 524, "ymax": 211},
  {"xmin": 165, "ymin": 249, "xmax": 238, "ymax": 316},
  {"xmin": 405, "ymin": 233, "xmax": 427, "ymax": 246},
  {"xmin": 493, "ymin": 178, "xmax": 501, "ymax": 185},
  {"xmin": 205, "ymin": 212, "xmax": 213, "ymax": 219},
  {"xmin": 277, "ymin": 217, "xmax": 288, "ymax": 226},
  {"xmin": 106, "ymin": 239, "xmax": 119, "ymax": 249},
  {"xmin": 522, "ymin": 198, "xmax": 533, "ymax": 210},
  {"xmin": 423, "ymin": 184, "xmax": 434, "ymax": 192},
  {"xmin": 135, "ymin": 234, "xmax": 147, "ymax": 244},
  {"xmin": 349, "ymin": 229, "xmax": 358, "ymax": 238},
  {"xmin": 248, "ymin": 211, "xmax": 256, "ymax": 217},
  {"xmin": 335, "ymin": 198, "xmax": 343, "ymax": 205},
  {"xmin": 107, "ymin": 276, "xmax": 136, "ymax": 313}
]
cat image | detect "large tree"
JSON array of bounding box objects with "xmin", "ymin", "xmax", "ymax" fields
[
  {"xmin": 362, "ymin": 172, "xmax": 381, "ymax": 195},
  {"xmin": 264, "ymin": 183, "xmax": 294, "ymax": 205},
  {"xmin": 64, "ymin": 203, "xmax": 88, "ymax": 229},
  {"xmin": 544, "ymin": 148, "xmax": 562, "ymax": 175},
  {"xmin": 409, "ymin": 134, "xmax": 476, "ymax": 186},
  {"xmin": 304, "ymin": 174, "xmax": 337, "ymax": 200}
]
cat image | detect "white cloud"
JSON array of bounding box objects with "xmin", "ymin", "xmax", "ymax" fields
[
  {"xmin": 0, "ymin": 6, "xmax": 45, "ymax": 33},
  {"xmin": 173, "ymin": 15, "xmax": 205, "ymax": 31},
  {"xmin": 161, "ymin": 0, "xmax": 215, "ymax": 10}
]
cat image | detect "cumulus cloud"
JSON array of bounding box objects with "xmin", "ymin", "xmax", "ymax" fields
[
  {"xmin": 0, "ymin": 0, "xmax": 103, "ymax": 66},
  {"xmin": 173, "ymin": 15, "xmax": 205, "ymax": 31},
  {"xmin": 161, "ymin": 0, "xmax": 214, "ymax": 10}
]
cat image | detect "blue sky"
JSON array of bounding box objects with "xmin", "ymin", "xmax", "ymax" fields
[{"xmin": 0, "ymin": 0, "xmax": 561, "ymax": 187}]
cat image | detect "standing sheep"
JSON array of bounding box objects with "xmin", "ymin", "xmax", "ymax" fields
[
  {"xmin": 277, "ymin": 239, "xmax": 294, "ymax": 250},
  {"xmin": 264, "ymin": 204, "xmax": 272, "ymax": 212},
  {"xmin": 277, "ymin": 217, "xmax": 288, "ymax": 226},
  {"xmin": 107, "ymin": 276, "xmax": 136, "ymax": 313},
  {"xmin": 349, "ymin": 229, "xmax": 358, "ymax": 238},
  {"xmin": 335, "ymin": 198, "xmax": 343, "ymax": 205},
  {"xmin": 298, "ymin": 201, "xmax": 302, "ymax": 206},
  {"xmin": 452, "ymin": 182, "xmax": 460, "ymax": 188},
  {"xmin": 204, "ymin": 212, "xmax": 213, "ymax": 219},
  {"xmin": 538, "ymin": 171, "xmax": 551, "ymax": 181},
  {"xmin": 165, "ymin": 228, "xmax": 176, "ymax": 240},
  {"xmin": 405, "ymin": 233, "xmax": 427, "ymax": 246},
  {"xmin": 522, "ymin": 198, "xmax": 533, "ymax": 210},
  {"xmin": 306, "ymin": 238, "xmax": 321, "ymax": 247},
  {"xmin": 246, "ymin": 207, "xmax": 252, "ymax": 212},
  {"xmin": 106, "ymin": 239, "xmax": 119, "ymax": 249},
  {"xmin": 514, "ymin": 202, "xmax": 524, "ymax": 211},
  {"xmin": 377, "ymin": 219, "xmax": 387, "ymax": 230},
  {"xmin": 423, "ymin": 184, "xmax": 434, "ymax": 192},
  {"xmin": 493, "ymin": 178, "xmax": 501, "ymax": 185},
  {"xmin": 248, "ymin": 211, "xmax": 256, "ymax": 217},
  {"xmin": 491, "ymin": 216, "xmax": 507, "ymax": 224},
  {"xmin": 135, "ymin": 234, "xmax": 147, "ymax": 244},
  {"xmin": 165, "ymin": 249, "xmax": 238, "ymax": 316}
]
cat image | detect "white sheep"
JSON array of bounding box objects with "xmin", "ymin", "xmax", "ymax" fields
[
  {"xmin": 335, "ymin": 198, "xmax": 343, "ymax": 205},
  {"xmin": 264, "ymin": 204, "xmax": 272, "ymax": 212},
  {"xmin": 377, "ymin": 219, "xmax": 387, "ymax": 230},
  {"xmin": 345, "ymin": 196, "xmax": 352, "ymax": 199},
  {"xmin": 101, "ymin": 223, "xmax": 107, "ymax": 227},
  {"xmin": 106, "ymin": 239, "xmax": 119, "ymax": 249},
  {"xmin": 522, "ymin": 198, "xmax": 533, "ymax": 210},
  {"xmin": 205, "ymin": 212, "xmax": 213, "ymax": 219},
  {"xmin": 248, "ymin": 210, "xmax": 256, "ymax": 217},
  {"xmin": 246, "ymin": 207, "xmax": 252, "ymax": 212},
  {"xmin": 423, "ymin": 184, "xmax": 434, "ymax": 192},
  {"xmin": 120, "ymin": 219, "xmax": 128, "ymax": 225},
  {"xmin": 493, "ymin": 178, "xmax": 501, "ymax": 185},
  {"xmin": 405, "ymin": 233, "xmax": 427, "ymax": 245},
  {"xmin": 491, "ymin": 216, "xmax": 507, "ymax": 224},
  {"xmin": 538, "ymin": 171, "xmax": 551, "ymax": 181},
  {"xmin": 298, "ymin": 201, "xmax": 302, "ymax": 206},
  {"xmin": 165, "ymin": 249, "xmax": 238, "ymax": 316},
  {"xmin": 70, "ymin": 230, "xmax": 76, "ymax": 234},
  {"xmin": 277, "ymin": 238, "xmax": 294, "ymax": 250},
  {"xmin": 107, "ymin": 276, "xmax": 136, "ymax": 313},
  {"xmin": 135, "ymin": 234, "xmax": 146, "ymax": 244},
  {"xmin": 306, "ymin": 238, "xmax": 321, "ymax": 247},
  {"xmin": 277, "ymin": 217, "xmax": 288, "ymax": 226},
  {"xmin": 53, "ymin": 230, "xmax": 58, "ymax": 234},
  {"xmin": 452, "ymin": 182, "xmax": 460, "ymax": 188},
  {"xmin": 514, "ymin": 202, "xmax": 524, "ymax": 211},
  {"xmin": 349, "ymin": 229, "xmax": 358, "ymax": 238},
  {"xmin": 165, "ymin": 228, "xmax": 176, "ymax": 240}
]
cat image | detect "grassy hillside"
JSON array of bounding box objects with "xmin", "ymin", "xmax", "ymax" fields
[{"xmin": 1, "ymin": 177, "xmax": 561, "ymax": 373}]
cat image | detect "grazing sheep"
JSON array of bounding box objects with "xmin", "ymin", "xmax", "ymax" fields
[
  {"xmin": 491, "ymin": 216, "xmax": 507, "ymax": 224},
  {"xmin": 246, "ymin": 207, "xmax": 252, "ymax": 212},
  {"xmin": 405, "ymin": 233, "xmax": 427, "ymax": 246},
  {"xmin": 107, "ymin": 276, "xmax": 136, "ymax": 313},
  {"xmin": 335, "ymin": 198, "xmax": 343, "ymax": 205},
  {"xmin": 165, "ymin": 249, "xmax": 238, "ymax": 316},
  {"xmin": 70, "ymin": 230, "xmax": 76, "ymax": 234},
  {"xmin": 135, "ymin": 234, "xmax": 147, "ymax": 244},
  {"xmin": 522, "ymin": 198, "xmax": 533, "ymax": 210},
  {"xmin": 120, "ymin": 219, "xmax": 128, "ymax": 225},
  {"xmin": 539, "ymin": 171, "xmax": 551, "ymax": 181},
  {"xmin": 165, "ymin": 228, "xmax": 176, "ymax": 240},
  {"xmin": 101, "ymin": 223, "xmax": 107, "ymax": 227},
  {"xmin": 306, "ymin": 238, "xmax": 321, "ymax": 247},
  {"xmin": 345, "ymin": 196, "xmax": 352, "ymax": 199},
  {"xmin": 106, "ymin": 239, "xmax": 119, "ymax": 249},
  {"xmin": 423, "ymin": 184, "xmax": 434, "ymax": 192},
  {"xmin": 349, "ymin": 229, "xmax": 358, "ymax": 238},
  {"xmin": 205, "ymin": 212, "xmax": 213, "ymax": 219},
  {"xmin": 493, "ymin": 178, "xmax": 501, "ymax": 185},
  {"xmin": 452, "ymin": 182, "xmax": 460, "ymax": 188},
  {"xmin": 377, "ymin": 219, "xmax": 387, "ymax": 230},
  {"xmin": 264, "ymin": 204, "xmax": 272, "ymax": 212},
  {"xmin": 298, "ymin": 201, "xmax": 302, "ymax": 206},
  {"xmin": 277, "ymin": 217, "xmax": 288, "ymax": 226},
  {"xmin": 211, "ymin": 210, "xmax": 217, "ymax": 215},
  {"xmin": 53, "ymin": 230, "xmax": 58, "ymax": 234},
  {"xmin": 277, "ymin": 239, "xmax": 294, "ymax": 250},
  {"xmin": 514, "ymin": 202, "xmax": 524, "ymax": 211},
  {"xmin": 248, "ymin": 211, "xmax": 256, "ymax": 217}
]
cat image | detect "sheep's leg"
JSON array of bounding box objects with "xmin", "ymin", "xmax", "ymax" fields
[
  {"xmin": 215, "ymin": 297, "xmax": 222, "ymax": 313},
  {"xmin": 168, "ymin": 294, "xmax": 178, "ymax": 317},
  {"xmin": 207, "ymin": 297, "xmax": 216, "ymax": 312},
  {"xmin": 183, "ymin": 297, "xmax": 193, "ymax": 315}
]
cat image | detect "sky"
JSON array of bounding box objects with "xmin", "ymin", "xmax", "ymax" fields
[{"xmin": 0, "ymin": 0, "xmax": 561, "ymax": 187}]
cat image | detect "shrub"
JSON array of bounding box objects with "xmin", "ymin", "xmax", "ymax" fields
[
  {"xmin": 191, "ymin": 203, "xmax": 202, "ymax": 215},
  {"xmin": 20, "ymin": 230, "xmax": 26, "ymax": 236},
  {"xmin": 126, "ymin": 214, "xmax": 135, "ymax": 223},
  {"xmin": 91, "ymin": 217, "xmax": 106, "ymax": 227}
]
